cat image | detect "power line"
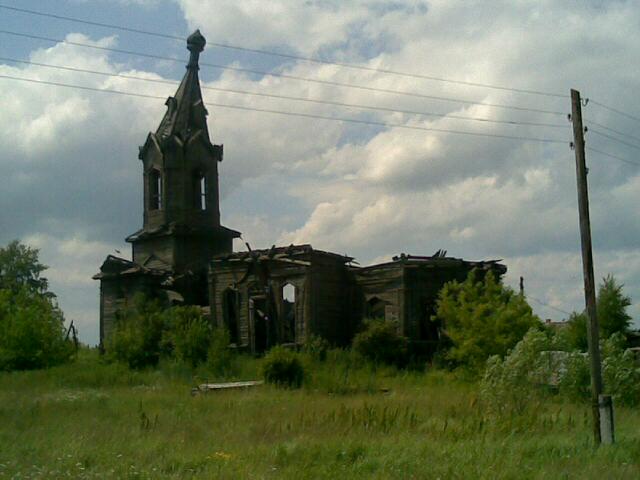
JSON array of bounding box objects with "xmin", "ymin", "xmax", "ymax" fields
[
  {"xmin": 586, "ymin": 146, "xmax": 640, "ymax": 167},
  {"xmin": 0, "ymin": 3, "xmax": 568, "ymax": 99},
  {"xmin": 590, "ymin": 99, "xmax": 640, "ymax": 124},
  {"xmin": 0, "ymin": 56, "xmax": 569, "ymax": 130},
  {"xmin": 585, "ymin": 119, "xmax": 640, "ymax": 144},
  {"xmin": 0, "ymin": 74, "xmax": 569, "ymax": 144},
  {"xmin": 528, "ymin": 295, "xmax": 572, "ymax": 317},
  {"xmin": 588, "ymin": 128, "xmax": 640, "ymax": 152},
  {"xmin": 0, "ymin": 30, "xmax": 568, "ymax": 117}
]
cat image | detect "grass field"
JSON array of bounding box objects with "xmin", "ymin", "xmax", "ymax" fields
[{"xmin": 1, "ymin": 350, "xmax": 639, "ymax": 479}]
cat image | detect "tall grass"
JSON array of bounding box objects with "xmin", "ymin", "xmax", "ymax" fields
[{"xmin": 0, "ymin": 349, "xmax": 639, "ymax": 479}]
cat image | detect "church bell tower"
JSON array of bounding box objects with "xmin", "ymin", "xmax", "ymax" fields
[{"xmin": 126, "ymin": 30, "xmax": 240, "ymax": 275}]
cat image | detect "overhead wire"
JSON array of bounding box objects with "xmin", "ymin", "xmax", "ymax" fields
[
  {"xmin": 0, "ymin": 74, "xmax": 570, "ymax": 144},
  {"xmin": 527, "ymin": 296, "xmax": 572, "ymax": 317},
  {"xmin": 587, "ymin": 128, "xmax": 640, "ymax": 152},
  {"xmin": 590, "ymin": 99, "xmax": 640, "ymax": 124},
  {"xmin": 585, "ymin": 146, "xmax": 640, "ymax": 167},
  {"xmin": 584, "ymin": 119, "xmax": 640, "ymax": 144},
  {"xmin": 0, "ymin": 3, "xmax": 568, "ymax": 99},
  {"xmin": 0, "ymin": 56, "xmax": 570, "ymax": 129},
  {"xmin": 0, "ymin": 30, "xmax": 568, "ymax": 117}
]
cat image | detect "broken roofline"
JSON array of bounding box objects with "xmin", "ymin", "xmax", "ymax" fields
[
  {"xmin": 210, "ymin": 244, "xmax": 506, "ymax": 273},
  {"xmin": 211, "ymin": 244, "xmax": 354, "ymax": 264}
]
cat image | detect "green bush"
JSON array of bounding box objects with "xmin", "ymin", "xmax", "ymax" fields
[
  {"xmin": 0, "ymin": 287, "xmax": 74, "ymax": 371},
  {"xmin": 261, "ymin": 346, "xmax": 304, "ymax": 388},
  {"xmin": 557, "ymin": 350, "xmax": 590, "ymax": 400},
  {"xmin": 480, "ymin": 329, "xmax": 556, "ymax": 415},
  {"xmin": 106, "ymin": 294, "xmax": 164, "ymax": 369},
  {"xmin": 433, "ymin": 270, "xmax": 540, "ymax": 371},
  {"xmin": 601, "ymin": 333, "xmax": 640, "ymax": 406},
  {"xmin": 352, "ymin": 319, "xmax": 408, "ymax": 366},
  {"xmin": 207, "ymin": 327, "xmax": 235, "ymax": 376},
  {"xmin": 163, "ymin": 306, "xmax": 210, "ymax": 367}
]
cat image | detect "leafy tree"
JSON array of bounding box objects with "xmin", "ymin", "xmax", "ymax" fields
[
  {"xmin": 0, "ymin": 240, "xmax": 73, "ymax": 371},
  {"xmin": 106, "ymin": 294, "xmax": 165, "ymax": 369},
  {"xmin": 162, "ymin": 305, "xmax": 211, "ymax": 367},
  {"xmin": 432, "ymin": 270, "xmax": 540, "ymax": 371},
  {"xmin": 564, "ymin": 312, "xmax": 589, "ymax": 352},
  {"xmin": 563, "ymin": 275, "xmax": 632, "ymax": 351},
  {"xmin": 597, "ymin": 275, "xmax": 632, "ymax": 339},
  {"xmin": 0, "ymin": 240, "xmax": 49, "ymax": 295}
]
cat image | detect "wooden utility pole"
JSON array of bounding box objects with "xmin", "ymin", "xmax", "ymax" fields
[{"xmin": 570, "ymin": 89, "xmax": 605, "ymax": 444}]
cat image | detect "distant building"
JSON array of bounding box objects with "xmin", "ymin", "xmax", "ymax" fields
[{"xmin": 95, "ymin": 31, "xmax": 506, "ymax": 354}]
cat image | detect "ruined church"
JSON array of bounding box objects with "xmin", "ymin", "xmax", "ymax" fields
[{"xmin": 95, "ymin": 31, "xmax": 506, "ymax": 354}]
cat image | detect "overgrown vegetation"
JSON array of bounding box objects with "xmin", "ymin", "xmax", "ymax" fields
[
  {"xmin": 261, "ymin": 345, "xmax": 305, "ymax": 388},
  {"xmin": 1, "ymin": 349, "xmax": 639, "ymax": 479},
  {"xmin": 432, "ymin": 270, "xmax": 540, "ymax": 371},
  {"xmin": 481, "ymin": 329, "xmax": 640, "ymax": 414},
  {"xmin": 105, "ymin": 294, "xmax": 165, "ymax": 369},
  {"xmin": 352, "ymin": 319, "xmax": 408, "ymax": 366},
  {"xmin": 106, "ymin": 296, "xmax": 237, "ymax": 374},
  {"xmin": 564, "ymin": 275, "xmax": 633, "ymax": 351},
  {"xmin": 0, "ymin": 240, "xmax": 74, "ymax": 371}
]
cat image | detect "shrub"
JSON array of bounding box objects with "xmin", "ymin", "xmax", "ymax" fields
[
  {"xmin": 163, "ymin": 306, "xmax": 210, "ymax": 367},
  {"xmin": 0, "ymin": 287, "xmax": 74, "ymax": 371},
  {"xmin": 557, "ymin": 351, "xmax": 590, "ymax": 400},
  {"xmin": 353, "ymin": 319, "xmax": 408, "ymax": 366},
  {"xmin": 207, "ymin": 327, "xmax": 235, "ymax": 376},
  {"xmin": 433, "ymin": 270, "xmax": 540, "ymax": 371},
  {"xmin": 480, "ymin": 329, "xmax": 556, "ymax": 415},
  {"xmin": 601, "ymin": 333, "xmax": 640, "ymax": 406},
  {"xmin": 106, "ymin": 294, "xmax": 164, "ymax": 369},
  {"xmin": 261, "ymin": 346, "xmax": 304, "ymax": 388}
]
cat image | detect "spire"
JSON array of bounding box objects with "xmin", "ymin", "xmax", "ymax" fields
[{"xmin": 156, "ymin": 30, "xmax": 209, "ymax": 141}]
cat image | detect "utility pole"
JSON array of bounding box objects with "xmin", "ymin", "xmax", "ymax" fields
[{"xmin": 570, "ymin": 89, "xmax": 608, "ymax": 445}]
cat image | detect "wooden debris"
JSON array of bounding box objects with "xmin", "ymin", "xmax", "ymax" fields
[{"xmin": 191, "ymin": 380, "xmax": 264, "ymax": 396}]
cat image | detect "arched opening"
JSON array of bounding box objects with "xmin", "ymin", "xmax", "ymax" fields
[
  {"xmin": 282, "ymin": 283, "xmax": 296, "ymax": 343},
  {"xmin": 149, "ymin": 169, "xmax": 162, "ymax": 210},
  {"xmin": 365, "ymin": 296, "xmax": 389, "ymax": 320},
  {"xmin": 222, "ymin": 288, "xmax": 239, "ymax": 344},
  {"xmin": 194, "ymin": 172, "xmax": 207, "ymax": 210}
]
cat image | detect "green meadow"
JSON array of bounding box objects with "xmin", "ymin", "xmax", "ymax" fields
[{"xmin": 1, "ymin": 350, "xmax": 639, "ymax": 479}]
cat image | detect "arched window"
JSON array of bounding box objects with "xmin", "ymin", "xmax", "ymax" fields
[
  {"xmin": 365, "ymin": 296, "xmax": 389, "ymax": 320},
  {"xmin": 194, "ymin": 172, "xmax": 207, "ymax": 210},
  {"xmin": 282, "ymin": 283, "xmax": 296, "ymax": 343},
  {"xmin": 149, "ymin": 169, "xmax": 162, "ymax": 210}
]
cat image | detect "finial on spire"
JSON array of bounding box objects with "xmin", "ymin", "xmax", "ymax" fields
[{"xmin": 186, "ymin": 29, "xmax": 206, "ymax": 69}]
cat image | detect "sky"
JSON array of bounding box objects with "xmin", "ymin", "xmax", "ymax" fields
[{"xmin": 1, "ymin": 0, "xmax": 639, "ymax": 345}]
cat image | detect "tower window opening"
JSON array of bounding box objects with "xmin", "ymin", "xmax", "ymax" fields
[
  {"xmin": 200, "ymin": 176, "xmax": 207, "ymax": 210},
  {"xmin": 149, "ymin": 169, "xmax": 162, "ymax": 210},
  {"xmin": 194, "ymin": 172, "xmax": 207, "ymax": 211}
]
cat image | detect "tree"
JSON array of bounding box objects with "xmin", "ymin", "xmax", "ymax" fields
[
  {"xmin": 105, "ymin": 293, "xmax": 165, "ymax": 369},
  {"xmin": 0, "ymin": 240, "xmax": 73, "ymax": 371},
  {"xmin": 0, "ymin": 240, "xmax": 49, "ymax": 295},
  {"xmin": 563, "ymin": 274, "xmax": 632, "ymax": 351},
  {"xmin": 432, "ymin": 270, "xmax": 540, "ymax": 371},
  {"xmin": 597, "ymin": 275, "xmax": 632, "ymax": 339}
]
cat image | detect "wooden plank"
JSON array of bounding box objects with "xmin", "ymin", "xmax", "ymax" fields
[{"xmin": 191, "ymin": 380, "xmax": 263, "ymax": 395}]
